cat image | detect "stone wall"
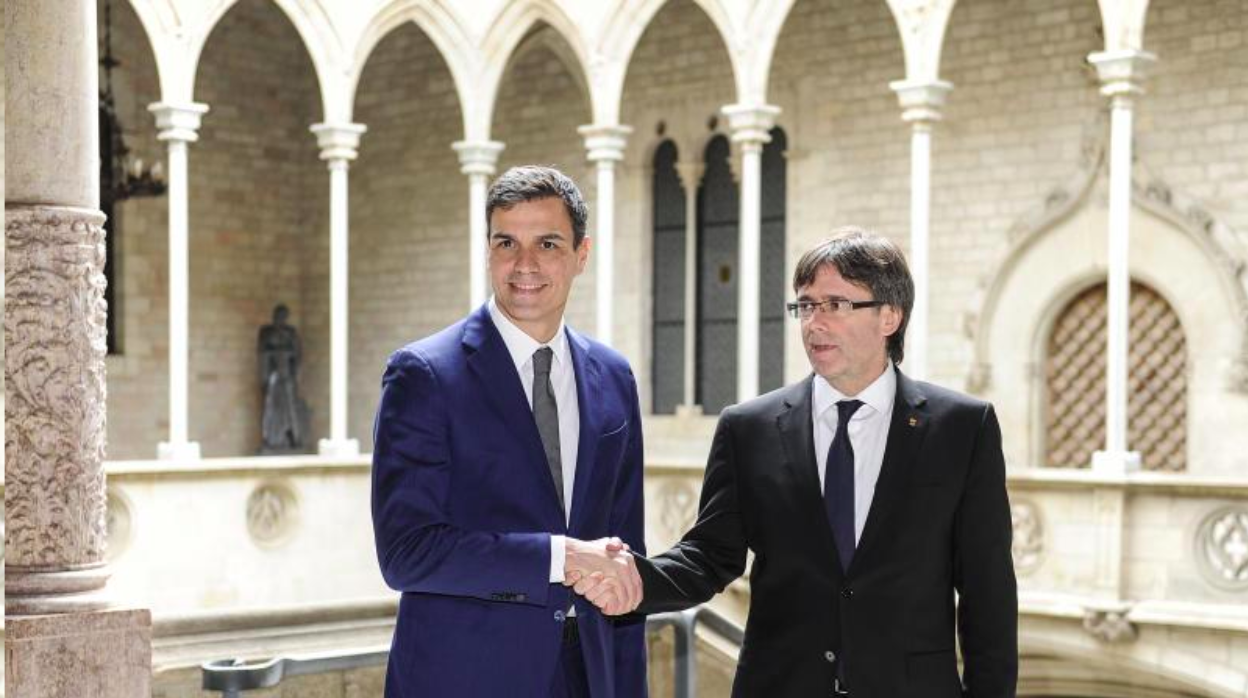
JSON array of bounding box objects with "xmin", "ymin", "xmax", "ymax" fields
[
  {"xmin": 101, "ymin": 0, "xmax": 1248, "ymax": 470},
  {"xmin": 348, "ymin": 23, "xmax": 468, "ymax": 452},
  {"xmin": 103, "ymin": 0, "xmax": 326, "ymax": 458}
]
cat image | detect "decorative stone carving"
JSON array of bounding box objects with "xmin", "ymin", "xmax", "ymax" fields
[
  {"xmin": 106, "ymin": 488, "xmax": 133, "ymax": 560},
  {"xmin": 1082, "ymin": 606, "xmax": 1138, "ymax": 643},
  {"xmin": 655, "ymin": 479, "xmax": 698, "ymax": 544},
  {"xmin": 1010, "ymin": 500, "xmax": 1044, "ymax": 575},
  {"xmin": 5, "ymin": 206, "xmax": 110, "ymax": 602},
  {"xmin": 1195, "ymin": 507, "xmax": 1248, "ymax": 591},
  {"xmin": 246, "ymin": 481, "xmax": 300, "ymax": 547}
]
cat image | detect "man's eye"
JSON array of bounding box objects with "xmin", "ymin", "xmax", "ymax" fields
[
  {"xmin": 496, "ymin": 239, "xmax": 513, "ymax": 249},
  {"xmin": 542, "ymin": 241, "xmax": 558, "ymax": 250}
]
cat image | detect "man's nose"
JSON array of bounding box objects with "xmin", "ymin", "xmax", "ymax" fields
[{"xmin": 514, "ymin": 245, "xmax": 540, "ymax": 271}]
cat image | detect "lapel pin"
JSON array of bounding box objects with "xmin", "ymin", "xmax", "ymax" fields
[{"xmin": 908, "ymin": 416, "xmax": 919, "ymax": 427}]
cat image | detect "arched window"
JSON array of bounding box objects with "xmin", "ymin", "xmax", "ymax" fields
[
  {"xmin": 650, "ymin": 140, "xmax": 685, "ymax": 414},
  {"xmin": 759, "ymin": 127, "xmax": 787, "ymax": 394},
  {"xmin": 696, "ymin": 135, "xmax": 740, "ymax": 414},
  {"xmin": 1044, "ymin": 281, "xmax": 1188, "ymax": 471}
]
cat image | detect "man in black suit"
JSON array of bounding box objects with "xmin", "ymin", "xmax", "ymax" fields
[{"xmin": 573, "ymin": 227, "xmax": 1017, "ymax": 696}]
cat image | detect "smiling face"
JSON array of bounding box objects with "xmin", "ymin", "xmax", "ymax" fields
[
  {"xmin": 488, "ymin": 196, "xmax": 590, "ymax": 343},
  {"xmin": 799, "ymin": 264, "xmax": 901, "ymax": 396}
]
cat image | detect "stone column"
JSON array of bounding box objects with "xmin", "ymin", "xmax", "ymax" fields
[
  {"xmin": 889, "ymin": 79, "xmax": 952, "ymax": 382},
  {"xmin": 452, "ymin": 140, "xmax": 505, "ymax": 309},
  {"xmin": 5, "ymin": 0, "xmax": 151, "ymax": 693},
  {"xmin": 1089, "ymin": 50, "xmax": 1153, "ymax": 473},
  {"xmin": 311, "ymin": 123, "xmax": 366, "ymax": 457},
  {"xmin": 675, "ymin": 160, "xmax": 704, "ymax": 415},
  {"xmin": 149, "ymin": 101, "xmax": 209, "ymax": 461},
  {"xmin": 722, "ymin": 104, "xmax": 780, "ymax": 403},
  {"xmin": 578, "ymin": 125, "xmax": 632, "ymax": 344}
]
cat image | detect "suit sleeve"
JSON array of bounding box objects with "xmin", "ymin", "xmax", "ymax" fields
[
  {"xmin": 370, "ymin": 348, "xmax": 551, "ymax": 606},
  {"xmin": 635, "ymin": 410, "xmax": 749, "ymax": 614},
  {"xmin": 954, "ymin": 404, "xmax": 1019, "ymax": 697},
  {"xmin": 611, "ymin": 369, "xmax": 649, "ymax": 697}
]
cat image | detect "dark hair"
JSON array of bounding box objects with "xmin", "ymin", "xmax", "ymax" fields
[
  {"xmin": 485, "ymin": 165, "xmax": 589, "ymax": 247},
  {"xmin": 791, "ymin": 226, "xmax": 915, "ymax": 365}
]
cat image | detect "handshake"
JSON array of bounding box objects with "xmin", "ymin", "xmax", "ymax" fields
[{"xmin": 563, "ymin": 537, "xmax": 643, "ymax": 616}]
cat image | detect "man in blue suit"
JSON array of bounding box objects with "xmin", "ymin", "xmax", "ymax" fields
[{"xmin": 371, "ymin": 165, "xmax": 647, "ymax": 697}]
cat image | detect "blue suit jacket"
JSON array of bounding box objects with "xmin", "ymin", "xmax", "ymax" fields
[{"xmin": 371, "ymin": 305, "xmax": 648, "ymax": 697}]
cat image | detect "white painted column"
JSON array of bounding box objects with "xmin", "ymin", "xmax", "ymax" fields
[
  {"xmin": 675, "ymin": 161, "xmax": 705, "ymax": 414},
  {"xmin": 453, "ymin": 140, "xmax": 505, "ymax": 309},
  {"xmin": 311, "ymin": 122, "xmax": 367, "ymax": 458},
  {"xmin": 150, "ymin": 102, "xmax": 209, "ymax": 461},
  {"xmin": 579, "ymin": 125, "xmax": 632, "ymax": 345},
  {"xmin": 889, "ymin": 80, "xmax": 952, "ymax": 382},
  {"xmin": 1089, "ymin": 50, "xmax": 1153, "ymax": 473},
  {"xmin": 722, "ymin": 104, "xmax": 780, "ymax": 403}
]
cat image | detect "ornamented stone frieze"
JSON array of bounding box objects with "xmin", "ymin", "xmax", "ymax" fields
[
  {"xmin": 5, "ymin": 205, "xmax": 109, "ymax": 569},
  {"xmin": 1195, "ymin": 507, "xmax": 1248, "ymax": 591},
  {"xmin": 1082, "ymin": 607, "xmax": 1138, "ymax": 643},
  {"xmin": 656, "ymin": 479, "xmax": 698, "ymax": 544},
  {"xmin": 1010, "ymin": 500, "xmax": 1044, "ymax": 575}
]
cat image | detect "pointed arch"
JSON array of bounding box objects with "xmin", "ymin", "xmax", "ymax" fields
[
  {"xmin": 349, "ymin": 0, "xmax": 474, "ymax": 135},
  {"xmin": 187, "ymin": 0, "xmax": 341, "ymax": 121},
  {"xmin": 599, "ymin": 0, "xmax": 744, "ymax": 123},
  {"xmin": 476, "ymin": 0, "xmax": 592, "ymax": 140}
]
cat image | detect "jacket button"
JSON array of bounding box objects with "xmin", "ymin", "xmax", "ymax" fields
[
  {"xmin": 824, "ymin": 650, "xmax": 836, "ymax": 663},
  {"xmin": 841, "ymin": 587, "xmax": 854, "ymax": 599},
  {"xmin": 554, "ymin": 610, "xmax": 566, "ymax": 622}
]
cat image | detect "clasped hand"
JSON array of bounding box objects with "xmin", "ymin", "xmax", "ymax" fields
[{"xmin": 563, "ymin": 537, "xmax": 642, "ymax": 616}]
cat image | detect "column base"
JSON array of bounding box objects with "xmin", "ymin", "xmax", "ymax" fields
[
  {"xmin": 157, "ymin": 440, "xmax": 202, "ymax": 461},
  {"xmin": 318, "ymin": 437, "xmax": 361, "ymax": 458},
  {"xmin": 1092, "ymin": 449, "xmax": 1141, "ymax": 474},
  {"xmin": 6, "ymin": 608, "xmax": 152, "ymax": 698}
]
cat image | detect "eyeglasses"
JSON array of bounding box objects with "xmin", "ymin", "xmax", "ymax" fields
[{"xmin": 785, "ymin": 298, "xmax": 886, "ymax": 320}]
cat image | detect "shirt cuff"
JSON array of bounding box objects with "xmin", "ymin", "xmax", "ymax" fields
[{"xmin": 550, "ymin": 534, "xmax": 566, "ymax": 584}]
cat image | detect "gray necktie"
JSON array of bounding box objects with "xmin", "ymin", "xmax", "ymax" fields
[{"xmin": 532, "ymin": 347, "xmax": 564, "ymax": 511}]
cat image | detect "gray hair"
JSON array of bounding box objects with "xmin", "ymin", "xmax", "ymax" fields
[
  {"xmin": 792, "ymin": 226, "xmax": 915, "ymax": 365},
  {"xmin": 485, "ymin": 165, "xmax": 588, "ymax": 247}
]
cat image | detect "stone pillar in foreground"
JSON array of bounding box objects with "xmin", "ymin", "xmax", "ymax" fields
[{"xmin": 5, "ymin": 0, "xmax": 151, "ymax": 695}]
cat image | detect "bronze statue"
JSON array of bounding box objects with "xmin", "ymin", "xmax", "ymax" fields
[{"xmin": 258, "ymin": 304, "xmax": 309, "ymax": 453}]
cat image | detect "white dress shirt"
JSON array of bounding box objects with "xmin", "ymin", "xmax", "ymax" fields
[
  {"xmin": 812, "ymin": 363, "xmax": 897, "ymax": 544},
  {"xmin": 488, "ymin": 298, "xmax": 580, "ymax": 585}
]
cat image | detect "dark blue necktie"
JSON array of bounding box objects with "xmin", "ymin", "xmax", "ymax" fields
[{"xmin": 824, "ymin": 399, "xmax": 863, "ymax": 573}]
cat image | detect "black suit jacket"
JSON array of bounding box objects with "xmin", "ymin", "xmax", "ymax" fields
[{"xmin": 636, "ymin": 371, "xmax": 1017, "ymax": 697}]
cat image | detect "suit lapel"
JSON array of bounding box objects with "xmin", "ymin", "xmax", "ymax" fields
[
  {"xmin": 566, "ymin": 328, "xmax": 602, "ymax": 531},
  {"xmin": 853, "ymin": 370, "xmax": 929, "ymax": 569},
  {"xmin": 776, "ymin": 375, "xmax": 842, "ymax": 568},
  {"xmin": 462, "ymin": 305, "xmax": 565, "ymax": 520}
]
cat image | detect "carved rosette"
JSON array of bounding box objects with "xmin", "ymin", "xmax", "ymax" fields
[
  {"xmin": 247, "ymin": 480, "xmax": 300, "ymax": 547},
  {"xmin": 5, "ymin": 205, "xmax": 110, "ymax": 611},
  {"xmin": 1195, "ymin": 507, "xmax": 1248, "ymax": 591},
  {"xmin": 106, "ymin": 487, "xmax": 134, "ymax": 560},
  {"xmin": 1010, "ymin": 500, "xmax": 1044, "ymax": 575},
  {"xmin": 655, "ymin": 478, "xmax": 698, "ymax": 544}
]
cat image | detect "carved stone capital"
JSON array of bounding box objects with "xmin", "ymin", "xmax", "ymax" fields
[
  {"xmin": 452, "ymin": 140, "xmax": 505, "ymax": 177},
  {"xmin": 310, "ymin": 122, "xmax": 367, "ymax": 163},
  {"xmin": 889, "ymin": 79, "xmax": 953, "ymax": 125},
  {"xmin": 721, "ymin": 104, "xmax": 781, "ymax": 149},
  {"xmin": 5, "ymin": 204, "xmax": 111, "ymax": 613},
  {"xmin": 1088, "ymin": 50, "xmax": 1156, "ymax": 104},
  {"xmin": 148, "ymin": 101, "xmax": 209, "ymax": 143},
  {"xmin": 578, "ymin": 124, "xmax": 632, "ymax": 163}
]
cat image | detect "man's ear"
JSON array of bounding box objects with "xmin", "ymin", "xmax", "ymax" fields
[
  {"xmin": 576, "ymin": 235, "xmax": 592, "ymax": 272},
  {"xmin": 880, "ymin": 305, "xmax": 902, "ymax": 337}
]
